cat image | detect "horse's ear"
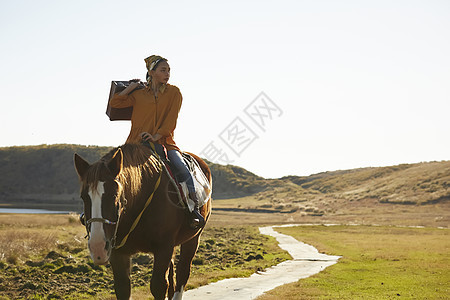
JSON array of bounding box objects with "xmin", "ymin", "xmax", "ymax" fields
[
  {"xmin": 74, "ymin": 153, "xmax": 90, "ymax": 179},
  {"xmin": 107, "ymin": 148, "xmax": 123, "ymax": 178}
]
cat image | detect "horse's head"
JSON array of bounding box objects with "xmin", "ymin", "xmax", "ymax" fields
[{"xmin": 74, "ymin": 149, "xmax": 124, "ymax": 265}]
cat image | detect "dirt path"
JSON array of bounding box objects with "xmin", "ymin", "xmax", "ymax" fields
[{"xmin": 182, "ymin": 225, "xmax": 340, "ymax": 300}]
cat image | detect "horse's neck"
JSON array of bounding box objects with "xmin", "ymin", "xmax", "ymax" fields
[{"xmin": 122, "ymin": 165, "xmax": 164, "ymax": 209}]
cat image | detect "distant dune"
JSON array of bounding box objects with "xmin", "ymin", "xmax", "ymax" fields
[{"xmin": 0, "ymin": 145, "xmax": 449, "ymax": 216}]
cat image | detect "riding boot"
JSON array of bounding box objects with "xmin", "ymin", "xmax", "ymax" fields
[{"xmin": 189, "ymin": 191, "xmax": 205, "ymax": 229}]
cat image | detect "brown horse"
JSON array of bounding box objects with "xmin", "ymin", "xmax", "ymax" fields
[{"xmin": 73, "ymin": 143, "xmax": 212, "ymax": 300}]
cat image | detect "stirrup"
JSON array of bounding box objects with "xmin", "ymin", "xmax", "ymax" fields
[{"xmin": 189, "ymin": 208, "xmax": 205, "ymax": 229}]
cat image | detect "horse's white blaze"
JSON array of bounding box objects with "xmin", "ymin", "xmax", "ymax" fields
[
  {"xmin": 172, "ymin": 286, "xmax": 184, "ymax": 300},
  {"xmin": 88, "ymin": 183, "xmax": 108, "ymax": 265}
]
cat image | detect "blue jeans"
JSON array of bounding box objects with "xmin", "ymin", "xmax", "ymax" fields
[
  {"xmin": 150, "ymin": 143, "xmax": 196, "ymax": 195},
  {"xmin": 167, "ymin": 149, "xmax": 196, "ymax": 195}
]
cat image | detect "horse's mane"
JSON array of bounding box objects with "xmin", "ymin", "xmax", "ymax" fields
[
  {"xmin": 118, "ymin": 144, "xmax": 160, "ymax": 196},
  {"xmin": 84, "ymin": 144, "xmax": 160, "ymax": 197}
]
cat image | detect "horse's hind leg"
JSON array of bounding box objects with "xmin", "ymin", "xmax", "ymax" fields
[
  {"xmin": 151, "ymin": 245, "xmax": 174, "ymax": 300},
  {"xmin": 174, "ymin": 234, "xmax": 201, "ymax": 299},
  {"xmin": 110, "ymin": 252, "xmax": 131, "ymax": 300}
]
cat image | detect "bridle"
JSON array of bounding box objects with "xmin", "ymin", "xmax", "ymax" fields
[
  {"xmin": 80, "ymin": 179, "xmax": 127, "ymax": 250},
  {"xmin": 80, "ymin": 165, "xmax": 162, "ymax": 250}
]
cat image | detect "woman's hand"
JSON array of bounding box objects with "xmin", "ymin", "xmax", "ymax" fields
[
  {"xmin": 141, "ymin": 132, "xmax": 152, "ymax": 142},
  {"xmin": 141, "ymin": 132, "xmax": 162, "ymax": 142},
  {"xmin": 119, "ymin": 81, "xmax": 140, "ymax": 96}
]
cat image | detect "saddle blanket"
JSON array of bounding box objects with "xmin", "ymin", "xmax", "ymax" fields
[
  {"xmin": 162, "ymin": 152, "xmax": 211, "ymax": 212},
  {"xmin": 180, "ymin": 153, "xmax": 211, "ymax": 212},
  {"xmin": 144, "ymin": 141, "xmax": 211, "ymax": 211}
]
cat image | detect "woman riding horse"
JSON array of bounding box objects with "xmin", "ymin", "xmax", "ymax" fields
[
  {"xmin": 109, "ymin": 55, "xmax": 204, "ymax": 228},
  {"xmin": 74, "ymin": 144, "xmax": 212, "ymax": 299}
]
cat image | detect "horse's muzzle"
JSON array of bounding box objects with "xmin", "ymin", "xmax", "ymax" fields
[{"xmin": 89, "ymin": 237, "xmax": 110, "ymax": 265}]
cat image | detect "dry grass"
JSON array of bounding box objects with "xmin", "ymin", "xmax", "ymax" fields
[
  {"xmin": 209, "ymin": 161, "xmax": 450, "ymax": 229},
  {"xmin": 0, "ymin": 229, "xmax": 57, "ymax": 263},
  {"xmin": 331, "ymin": 161, "xmax": 450, "ymax": 204},
  {"xmin": 210, "ymin": 197, "xmax": 450, "ymax": 229},
  {"xmin": 0, "ymin": 213, "xmax": 83, "ymax": 264},
  {"xmin": 0, "ymin": 214, "xmax": 288, "ymax": 299},
  {"xmin": 223, "ymin": 161, "xmax": 450, "ymax": 213},
  {"xmin": 206, "ymin": 159, "xmax": 450, "ymax": 213},
  {"xmin": 0, "ymin": 213, "xmax": 79, "ymax": 227}
]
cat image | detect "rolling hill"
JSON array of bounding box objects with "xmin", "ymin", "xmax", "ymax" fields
[{"xmin": 0, "ymin": 145, "xmax": 449, "ymax": 217}]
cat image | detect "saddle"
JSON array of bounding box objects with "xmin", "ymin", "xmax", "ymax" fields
[{"xmin": 145, "ymin": 142, "xmax": 211, "ymax": 211}]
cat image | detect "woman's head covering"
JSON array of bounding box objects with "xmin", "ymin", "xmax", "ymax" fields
[
  {"xmin": 144, "ymin": 55, "xmax": 168, "ymax": 92},
  {"xmin": 144, "ymin": 55, "xmax": 167, "ymax": 72}
]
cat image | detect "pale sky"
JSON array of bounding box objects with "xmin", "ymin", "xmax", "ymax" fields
[{"xmin": 1, "ymin": 0, "xmax": 449, "ymax": 178}]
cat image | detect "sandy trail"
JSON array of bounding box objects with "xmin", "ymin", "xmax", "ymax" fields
[{"xmin": 182, "ymin": 225, "xmax": 340, "ymax": 300}]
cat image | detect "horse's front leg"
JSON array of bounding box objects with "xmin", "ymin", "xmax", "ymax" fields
[
  {"xmin": 110, "ymin": 251, "xmax": 132, "ymax": 300},
  {"xmin": 151, "ymin": 245, "xmax": 174, "ymax": 300},
  {"xmin": 174, "ymin": 233, "xmax": 201, "ymax": 299},
  {"xmin": 168, "ymin": 259, "xmax": 175, "ymax": 299}
]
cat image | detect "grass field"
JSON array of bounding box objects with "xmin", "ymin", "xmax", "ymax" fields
[
  {"xmin": 0, "ymin": 213, "xmax": 449, "ymax": 299},
  {"xmin": 0, "ymin": 214, "xmax": 290, "ymax": 299},
  {"xmin": 257, "ymin": 225, "xmax": 450, "ymax": 299}
]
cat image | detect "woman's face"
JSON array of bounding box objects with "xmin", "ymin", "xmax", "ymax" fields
[{"xmin": 151, "ymin": 61, "xmax": 170, "ymax": 85}]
